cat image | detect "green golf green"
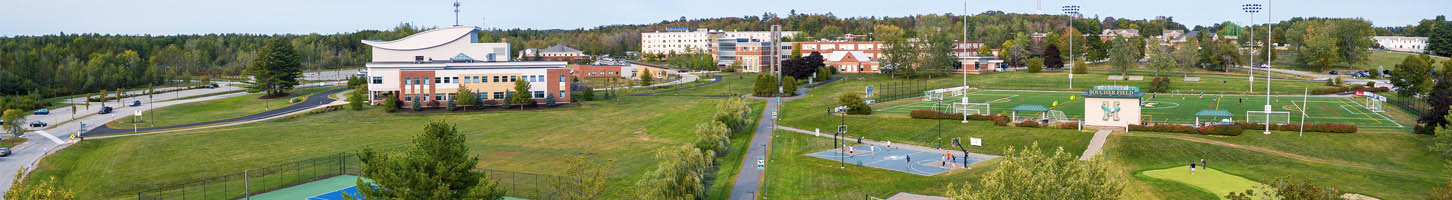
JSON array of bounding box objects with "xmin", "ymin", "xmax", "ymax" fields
[{"xmin": 1138, "ymin": 166, "xmax": 1261, "ymax": 200}]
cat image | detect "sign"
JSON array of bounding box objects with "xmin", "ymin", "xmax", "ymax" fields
[
  {"xmin": 1365, "ymin": 92, "xmax": 1386, "ymax": 102},
  {"xmin": 970, "ymin": 137, "xmax": 982, "ymax": 146},
  {"xmin": 1084, "ymin": 85, "xmax": 1143, "ymax": 98},
  {"xmin": 134, "ymin": 111, "xmax": 142, "ymax": 116},
  {"xmin": 837, "ymin": 125, "xmax": 848, "ymax": 134},
  {"xmin": 1355, "ymin": 91, "xmax": 1365, "ymax": 96},
  {"xmin": 865, "ymin": 85, "xmax": 875, "ymax": 98},
  {"xmin": 756, "ymin": 156, "xmax": 765, "ymax": 169}
]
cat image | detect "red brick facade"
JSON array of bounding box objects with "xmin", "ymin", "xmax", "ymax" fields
[{"xmin": 570, "ymin": 64, "xmax": 624, "ymax": 78}]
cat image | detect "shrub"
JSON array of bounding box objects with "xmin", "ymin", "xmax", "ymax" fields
[
  {"xmin": 1146, "ymin": 77, "xmax": 1171, "ymax": 93},
  {"xmin": 1026, "ymin": 58, "xmax": 1044, "ymax": 73},
  {"xmin": 839, "ymin": 93, "xmax": 872, "ymax": 115},
  {"xmin": 1237, "ymin": 122, "xmax": 1357, "ymax": 133},
  {"xmin": 1056, "ymin": 122, "xmax": 1079, "ymax": 129},
  {"xmin": 782, "ymin": 76, "xmax": 798, "ymax": 96},
  {"xmin": 1015, "ymin": 120, "xmax": 1041, "ymax": 128},
  {"xmin": 1310, "ymin": 85, "xmax": 1391, "ymax": 95},
  {"xmin": 753, "ymin": 74, "xmax": 777, "ymax": 97},
  {"xmin": 446, "ymin": 100, "xmax": 457, "ymax": 111},
  {"xmin": 1071, "ymin": 59, "xmax": 1088, "ymax": 74},
  {"xmin": 1130, "ymin": 124, "xmax": 1243, "ymax": 136},
  {"xmin": 1199, "ymin": 124, "xmax": 1244, "ymax": 136},
  {"xmin": 383, "ymin": 94, "xmax": 399, "ymax": 113}
]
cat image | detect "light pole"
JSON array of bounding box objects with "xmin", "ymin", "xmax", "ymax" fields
[
  {"xmin": 1063, "ymin": 5, "xmax": 1081, "ymax": 89},
  {"xmin": 1264, "ymin": 0, "xmax": 1273, "ymax": 135},
  {"xmin": 1244, "ymin": 3, "xmax": 1261, "ymax": 95}
]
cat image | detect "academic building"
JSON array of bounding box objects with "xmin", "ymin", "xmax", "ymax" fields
[{"xmin": 362, "ymin": 26, "xmax": 572, "ymax": 106}]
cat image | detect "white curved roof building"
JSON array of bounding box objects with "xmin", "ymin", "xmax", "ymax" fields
[{"xmin": 364, "ymin": 26, "xmax": 510, "ymax": 62}]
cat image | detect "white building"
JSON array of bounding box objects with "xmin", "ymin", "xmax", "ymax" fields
[
  {"xmin": 1373, "ymin": 36, "xmax": 1428, "ymax": 53},
  {"xmin": 640, "ymin": 28, "xmax": 798, "ymax": 55},
  {"xmin": 363, "ymin": 26, "xmax": 572, "ymax": 106}
]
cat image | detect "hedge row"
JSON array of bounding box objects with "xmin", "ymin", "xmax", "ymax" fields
[
  {"xmin": 1236, "ymin": 122, "xmax": 1357, "ymax": 133},
  {"xmin": 1310, "ymin": 85, "xmax": 1389, "ymax": 95},
  {"xmin": 1129, "ymin": 124, "xmax": 1244, "ymax": 136},
  {"xmin": 909, "ymin": 109, "xmax": 1009, "ymax": 123}
]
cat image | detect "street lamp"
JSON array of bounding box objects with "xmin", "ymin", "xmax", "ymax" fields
[{"xmin": 1264, "ymin": 0, "xmax": 1274, "ymax": 135}]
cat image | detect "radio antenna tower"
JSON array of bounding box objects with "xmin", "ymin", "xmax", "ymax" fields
[{"xmin": 453, "ymin": 0, "xmax": 461, "ymax": 26}]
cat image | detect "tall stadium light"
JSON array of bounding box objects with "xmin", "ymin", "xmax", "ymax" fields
[
  {"xmin": 963, "ymin": 0, "xmax": 971, "ymax": 124},
  {"xmin": 1063, "ymin": 4, "xmax": 1081, "ymax": 89},
  {"xmin": 1243, "ymin": 3, "xmax": 1260, "ymax": 95},
  {"xmin": 1264, "ymin": 0, "xmax": 1273, "ymax": 135}
]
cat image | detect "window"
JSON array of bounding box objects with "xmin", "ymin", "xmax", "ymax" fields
[
  {"xmin": 404, "ymin": 78, "xmax": 411, "ymax": 85},
  {"xmin": 533, "ymin": 91, "xmax": 545, "ymax": 98},
  {"xmin": 436, "ymin": 94, "xmax": 444, "ymax": 101},
  {"xmin": 452, "ymin": 77, "xmax": 459, "ymax": 83},
  {"xmin": 492, "ymin": 76, "xmax": 499, "ymax": 82},
  {"xmin": 511, "ymin": 76, "xmax": 517, "ymax": 82},
  {"xmin": 559, "ymin": 75, "xmax": 565, "ymax": 82},
  {"xmin": 434, "ymin": 77, "xmax": 441, "ymax": 84},
  {"xmin": 560, "ymin": 91, "xmax": 566, "ymax": 98},
  {"xmin": 404, "ymin": 94, "xmax": 412, "ymax": 101},
  {"xmin": 477, "ymin": 93, "xmax": 487, "ymax": 100},
  {"xmin": 447, "ymin": 94, "xmax": 455, "ymax": 100},
  {"xmin": 371, "ymin": 76, "xmax": 382, "ymax": 84},
  {"xmin": 493, "ymin": 92, "xmax": 505, "ymax": 99}
]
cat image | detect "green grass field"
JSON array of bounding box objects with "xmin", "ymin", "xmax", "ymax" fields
[
  {"xmin": 1138, "ymin": 166, "xmax": 1260, "ymax": 200},
  {"xmin": 1271, "ymin": 50, "xmax": 1450, "ymax": 74},
  {"xmin": 104, "ymin": 87, "xmax": 335, "ymax": 129},
  {"xmin": 874, "ymin": 90, "xmax": 1408, "ymax": 130},
  {"xmin": 30, "ymin": 95, "xmax": 761, "ymax": 200}
]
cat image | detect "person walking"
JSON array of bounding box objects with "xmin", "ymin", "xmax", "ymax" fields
[
  {"xmin": 1201, "ymin": 159, "xmax": 1207, "ymax": 170},
  {"xmin": 1190, "ymin": 162, "xmax": 1197, "ymax": 174}
]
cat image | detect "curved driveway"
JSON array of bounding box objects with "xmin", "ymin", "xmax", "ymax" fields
[{"xmin": 85, "ymin": 88, "xmax": 347, "ymax": 136}]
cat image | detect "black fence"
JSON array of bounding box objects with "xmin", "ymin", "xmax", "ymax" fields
[
  {"xmin": 1388, "ymin": 95, "xmax": 1429, "ymax": 117},
  {"xmin": 870, "ymin": 79, "xmax": 933, "ymax": 104},
  {"xmin": 135, "ymin": 153, "xmax": 564, "ymax": 200},
  {"xmin": 136, "ymin": 153, "xmax": 358, "ymax": 200}
]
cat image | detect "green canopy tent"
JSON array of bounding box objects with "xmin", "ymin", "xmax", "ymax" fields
[
  {"xmin": 1011, "ymin": 104, "xmax": 1049, "ymax": 121},
  {"xmin": 1193, "ymin": 109, "xmax": 1234, "ymax": 126}
]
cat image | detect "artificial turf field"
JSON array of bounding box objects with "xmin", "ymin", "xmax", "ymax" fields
[{"xmin": 874, "ymin": 90, "xmax": 1406, "ymax": 130}]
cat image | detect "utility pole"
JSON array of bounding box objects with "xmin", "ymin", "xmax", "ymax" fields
[{"xmin": 1265, "ymin": 0, "xmax": 1273, "ymax": 135}]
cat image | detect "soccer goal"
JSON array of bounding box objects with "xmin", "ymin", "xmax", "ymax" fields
[
  {"xmin": 1046, "ymin": 110, "xmax": 1070, "ymax": 122},
  {"xmin": 1246, "ymin": 111, "xmax": 1294, "ymax": 124},
  {"xmin": 954, "ymin": 102, "xmax": 992, "ymax": 115}
]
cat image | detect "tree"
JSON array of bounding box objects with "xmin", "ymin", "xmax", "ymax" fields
[
  {"xmin": 1419, "ymin": 61, "xmax": 1452, "ymax": 134},
  {"xmin": 640, "ymin": 68, "xmax": 654, "ymax": 86},
  {"xmin": 1148, "ymin": 41, "xmax": 1177, "ymax": 77},
  {"xmin": 877, "ymin": 24, "xmax": 916, "ymax": 77},
  {"xmin": 1044, "ymin": 44, "xmax": 1064, "ymax": 69},
  {"xmin": 412, "ymin": 94, "xmax": 422, "ymax": 111},
  {"xmin": 782, "ymin": 52, "xmax": 823, "ymax": 80},
  {"xmin": 348, "ymin": 85, "xmax": 366, "ymax": 111},
  {"xmin": 455, "ymin": 85, "xmax": 479, "ymax": 110},
  {"xmin": 349, "ymin": 121, "xmax": 506, "ymax": 200},
  {"xmin": 1433, "ymin": 113, "xmax": 1452, "ymax": 160},
  {"xmin": 693, "ymin": 121, "xmax": 731, "ymax": 155},
  {"xmin": 1, "ymin": 109, "xmax": 26, "ymax": 136},
  {"xmin": 1072, "ymin": 58, "xmax": 1089, "ymax": 74},
  {"xmin": 838, "ymin": 92, "xmax": 871, "ymax": 115},
  {"xmin": 1026, "ymin": 58, "xmax": 1044, "ymax": 73},
  {"xmin": 1109, "ymin": 38, "xmax": 1138, "ymax": 78},
  {"xmin": 1174, "ymin": 40, "xmax": 1201, "ymax": 77},
  {"xmin": 1432, "ymin": 20, "xmax": 1452, "ymax": 57},
  {"xmin": 1227, "ymin": 177, "xmax": 1340, "ymax": 200},
  {"xmin": 1391, "ymin": 54, "xmax": 1436, "ymax": 97},
  {"xmin": 5, "ymin": 170, "xmax": 75, "ymax": 200},
  {"xmin": 752, "ymin": 74, "xmax": 777, "ymax": 97},
  {"xmin": 511, "ymin": 78, "xmax": 533, "ymax": 110},
  {"xmin": 634, "ymin": 144, "xmax": 713, "ymax": 199},
  {"xmin": 1300, "ymin": 31, "xmax": 1341, "ymax": 72},
  {"xmin": 713, "ymin": 97, "xmax": 753, "ymax": 133},
  {"xmin": 382, "ymin": 93, "xmax": 399, "ymax": 113},
  {"xmin": 246, "ymin": 38, "xmax": 303, "ymax": 97},
  {"xmin": 946, "ymin": 143, "xmax": 1123, "ymax": 200},
  {"xmin": 977, "ymin": 45, "xmax": 994, "ymax": 57},
  {"xmin": 921, "ymin": 29, "xmax": 958, "ymax": 77},
  {"xmin": 551, "ymin": 156, "xmax": 616, "ymax": 200}
]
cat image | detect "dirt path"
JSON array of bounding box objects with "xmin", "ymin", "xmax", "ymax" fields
[{"xmin": 1126, "ymin": 133, "xmax": 1437, "ymax": 179}]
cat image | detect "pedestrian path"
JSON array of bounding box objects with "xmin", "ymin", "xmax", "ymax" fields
[
  {"xmin": 1080, "ymin": 129, "xmax": 1112, "ymax": 160},
  {"xmin": 776, "ymin": 126, "xmax": 999, "ymax": 161}
]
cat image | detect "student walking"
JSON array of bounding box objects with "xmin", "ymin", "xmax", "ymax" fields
[
  {"xmin": 1190, "ymin": 162, "xmax": 1197, "ymax": 174},
  {"xmin": 1201, "ymin": 159, "xmax": 1207, "ymax": 169}
]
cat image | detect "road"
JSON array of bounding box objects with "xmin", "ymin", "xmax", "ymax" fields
[
  {"xmin": 85, "ymin": 87, "xmax": 346, "ymax": 136},
  {"xmin": 0, "ymin": 83, "xmax": 247, "ymax": 196}
]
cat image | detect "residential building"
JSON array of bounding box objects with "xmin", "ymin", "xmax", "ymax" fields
[
  {"xmin": 824, "ymin": 51, "xmax": 879, "ymax": 73},
  {"xmin": 797, "ymin": 40, "xmax": 884, "ymax": 73},
  {"xmin": 641, "ymin": 28, "xmax": 798, "ymax": 55},
  {"xmin": 519, "ymin": 44, "xmax": 588, "ymax": 61},
  {"xmin": 1373, "ymin": 36, "xmax": 1428, "ymax": 53},
  {"xmin": 1101, "ymin": 29, "xmax": 1140, "ymax": 41},
  {"xmin": 363, "ymin": 26, "xmax": 571, "ymax": 106}
]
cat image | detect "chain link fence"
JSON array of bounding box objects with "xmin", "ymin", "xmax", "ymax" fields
[{"xmin": 1387, "ymin": 95, "xmax": 1428, "ymax": 117}]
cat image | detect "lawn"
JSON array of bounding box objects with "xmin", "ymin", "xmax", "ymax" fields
[
  {"xmin": 1271, "ymin": 50, "xmax": 1450, "ymax": 74},
  {"xmin": 0, "ymin": 137, "xmax": 27, "ymax": 148},
  {"xmin": 30, "ymin": 95, "xmax": 761, "ymax": 200},
  {"xmin": 104, "ymin": 87, "xmax": 336, "ymax": 129},
  {"xmin": 658, "ymin": 72, "xmax": 759, "ymax": 96},
  {"xmin": 1138, "ymin": 166, "xmax": 1260, "ymax": 200},
  {"xmin": 1110, "ymin": 131, "xmax": 1448, "ymax": 200}
]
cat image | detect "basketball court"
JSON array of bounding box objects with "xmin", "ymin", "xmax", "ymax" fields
[
  {"xmin": 875, "ymin": 90, "xmax": 1406, "ymax": 130},
  {"xmin": 806, "ymin": 145, "xmax": 992, "ymax": 176},
  {"xmin": 249, "ymin": 175, "xmax": 526, "ymax": 200}
]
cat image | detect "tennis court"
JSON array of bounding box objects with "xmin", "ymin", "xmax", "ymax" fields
[
  {"xmin": 875, "ymin": 90, "xmax": 1407, "ymax": 130},
  {"xmin": 250, "ymin": 175, "xmax": 528, "ymax": 200},
  {"xmin": 806, "ymin": 145, "xmax": 993, "ymax": 176}
]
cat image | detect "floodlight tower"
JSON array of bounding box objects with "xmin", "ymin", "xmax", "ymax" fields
[
  {"xmin": 962, "ymin": 0, "xmax": 970, "ymax": 124},
  {"xmin": 1243, "ymin": 3, "xmax": 1260, "ymax": 95},
  {"xmin": 1063, "ymin": 5, "xmax": 1080, "ymax": 89},
  {"xmin": 1264, "ymin": 0, "xmax": 1274, "ymax": 135}
]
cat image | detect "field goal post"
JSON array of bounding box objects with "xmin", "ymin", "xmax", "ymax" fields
[{"xmin": 1246, "ymin": 111, "xmax": 1294, "ymax": 125}]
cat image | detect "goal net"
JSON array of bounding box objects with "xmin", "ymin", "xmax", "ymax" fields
[
  {"xmin": 1046, "ymin": 110, "xmax": 1069, "ymax": 122},
  {"xmin": 954, "ymin": 102, "xmax": 991, "ymax": 115},
  {"xmin": 1246, "ymin": 111, "xmax": 1294, "ymax": 124},
  {"xmin": 1366, "ymin": 98, "xmax": 1385, "ymax": 113},
  {"xmin": 923, "ymin": 86, "xmax": 972, "ymax": 102}
]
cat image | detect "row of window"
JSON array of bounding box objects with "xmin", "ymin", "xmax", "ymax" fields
[
  {"xmin": 586, "ymin": 72, "xmax": 618, "ymax": 76},
  {"xmin": 401, "ymin": 91, "xmax": 566, "ymax": 101},
  {"xmin": 393, "ymin": 75, "xmax": 568, "ymax": 85}
]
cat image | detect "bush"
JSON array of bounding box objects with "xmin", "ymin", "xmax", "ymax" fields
[
  {"xmin": 383, "ymin": 94, "xmax": 399, "ymax": 113},
  {"xmin": 446, "ymin": 100, "xmax": 457, "ymax": 111},
  {"xmin": 908, "ymin": 109, "xmax": 1011, "ymax": 126},
  {"xmin": 1015, "ymin": 120, "xmax": 1041, "ymax": 128},
  {"xmin": 1072, "ymin": 59, "xmax": 1088, "ymax": 74},
  {"xmin": 1326, "ymin": 76, "xmax": 1342, "ymax": 86},
  {"xmin": 782, "ymin": 76, "xmax": 798, "ymax": 96},
  {"xmin": 753, "ymin": 74, "xmax": 777, "ymax": 97},
  {"xmin": 1199, "ymin": 124, "xmax": 1244, "ymax": 136},
  {"xmin": 1026, "ymin": 58, "xmax": 1044, "ymax": 73},
  {"xmin": 839, "ymin": 93, "xmax": 872, "ymax": 115},
  {"xmin": 1310, "ymin": 85, "xmax": 1391, "ymax": 95},
  {"xmin": 1130, "ymin": 124, "xmax": 1243, "ymax": 136},
  {"xmin": 1056, "ymin": 122, "xmax": 1079, "ymax": 129},
  {"xmin": 0, "ymin": 94, "xmax": 51, "ymax": 112},
  {"xmin": 1146, "ymin": 77, "xmax": 1172, "ymax": 93}
]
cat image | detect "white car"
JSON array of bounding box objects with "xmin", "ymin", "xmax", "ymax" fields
[{"xmin": 771, "ymin": 112, "xmax": 777, "ymax": 119}]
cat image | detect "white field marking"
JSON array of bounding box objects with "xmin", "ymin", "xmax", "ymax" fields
[
  {"xmin": 33, "ymin": 130, "xmax": 65, "ymax": 144},
  {"xmin": 1342, "ymin": 98, "xmax": 1405, "ymax": 128},
  {"xmin": 1338, "ymin": 105, "xmax": 1367, "ymax": 115}
]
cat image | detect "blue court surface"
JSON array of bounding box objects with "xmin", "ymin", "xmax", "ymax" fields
[
  {"xmin": 306, "ymin": 186, "xmax": 361, "ymax": 200},
  {"xmin": 807, "ymin": 145, "xmax": 992, "ymax": 176}
]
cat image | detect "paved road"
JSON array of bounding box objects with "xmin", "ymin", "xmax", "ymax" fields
[
  {"xmin": 0, "ymin": 84, "xmax": 248, "ymax": 197},
  {"xmin": 85, "ymin": 87, "xmax": 347, "ymax": 136},
  {"xmin": 303, "ymin": 69, "xmax": 364, "ymax": 81},
  {"xmin": 728, "ymin": 95, "xmax": 783, "ymax": 200}
]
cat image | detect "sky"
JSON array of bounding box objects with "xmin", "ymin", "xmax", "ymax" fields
[{"xmin": 2, "ymin": 0, "xmax": 1448, "ymax": 36}]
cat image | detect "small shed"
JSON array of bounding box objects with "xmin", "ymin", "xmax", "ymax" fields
[
  {"xmin": 1011, "ymin": 104, "xmax": 1049, "ymax": 121},
  {"xmin": 1193, "ymin": 109, "xmax": 1234, "ymax": 126}
]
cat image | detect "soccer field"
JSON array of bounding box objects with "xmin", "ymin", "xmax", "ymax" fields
[{"xmin": 875, "ymin": 90, "xmax": 1407, "ymax": 130}]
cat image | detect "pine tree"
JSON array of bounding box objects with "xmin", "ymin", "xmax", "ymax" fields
[
  {"xmin": 246, "ymin": 38, "xmax": 303, "ymax": 97},
  {"xmin": 511, "ymin": 78, "xmax": 533, "ymax": 110},
  {"xmin": 349, "ymin": 121, "xmax": 506, "ymax": 200},
  {"xmin": 640, "ymin": 68, "xmax": 655, "ymax": 86}
]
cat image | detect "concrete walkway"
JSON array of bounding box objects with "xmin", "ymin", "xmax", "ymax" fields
[
  {"xmin": 776, "ymin": 126, "xmax": 1000, "ymax": 162},
  {"xmin": 1079, "ymin": 129, "xmax": 1113, "ymax": 160}
]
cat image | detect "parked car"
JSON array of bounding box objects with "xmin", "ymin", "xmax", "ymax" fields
[
  {"xmin": 33, "ymin": 108, "xmax": 49, "ymax": 115},
  {"xmin": 0, "ymin": 148, "xmax": 10, "ymax": 157},
  {"xmin": 1328, "ymin": 70, "xmax": 1339, "ymax": 75},
  {"xmin": 29, "ymin": 121, "xmax": 47, "ymax": 127},
  {"xmin": 99, "ymin": 106, "xmax": 114, "ymax": 114},
  {"xmin": 130, "ymin": 100, "xmax": 142, "ymax": 107}
]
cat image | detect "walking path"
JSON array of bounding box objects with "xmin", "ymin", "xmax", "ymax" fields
[
  {"xmin": 776, "ymin": 126, "xmax": 1000, "ymax": 161},
  {"xmin": 1079, "ymin": 129, "xmax": 1112, "ymax": 160},
  {"xmin": 727, "ymin": 89, "xmax": 808, "ymax": 200}
]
